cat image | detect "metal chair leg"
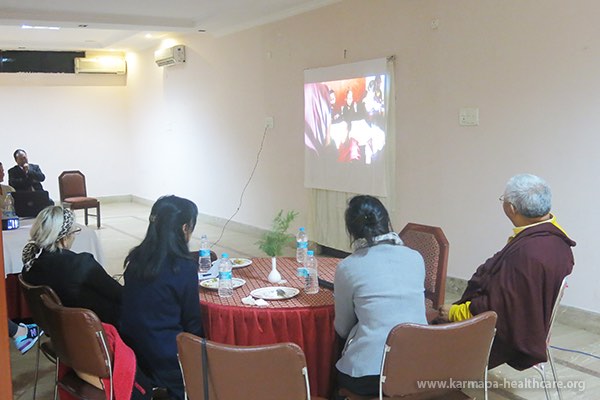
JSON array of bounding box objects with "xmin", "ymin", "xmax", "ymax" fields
[
  {"xmin": 53, "ymin": 358, "xmax": 59, "ymax": 400},
  {"xmin": 32, "ymin": 339, "xmax": 41, "ymax": 400},
  {"xmin": 548, "ymin": 351, "xmax": 563, "ymax": 400},
  {"xmin": 534, "ymin": 363, "xmax": 551, "ymax": 400}
]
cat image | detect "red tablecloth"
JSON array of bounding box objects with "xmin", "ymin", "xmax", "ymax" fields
[{"xmin": 200, "ymin": 257, "xmax": 338, "ymax": 398}]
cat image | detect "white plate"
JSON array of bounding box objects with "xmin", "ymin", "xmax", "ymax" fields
[
  {"xmin": 250, "ymin": 287, "xmax": 300, "ymax": 300},
  {"xmin": 200, "ymin": 278, "xmax": 246, "ymax": 290},
  {"xmin": 231, "ymin": 258, "xmax": 252, "ymax": 268},
  {"xmin": 211, "ymin": 258, "xmax": 253, "ymax": 269}
]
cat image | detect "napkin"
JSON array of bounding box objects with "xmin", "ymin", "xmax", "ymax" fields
[{"xmin": 242, "ymin": 295, "xmax": 269, "ymax": 307}]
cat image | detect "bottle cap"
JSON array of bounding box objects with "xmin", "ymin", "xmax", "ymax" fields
[
  {"xmin": 299, "ymin": 227, "xmax": 305, "ymax": 231},
  {"xmin": 307, "ymin": 250, "xmax": 314, "ymax": 256},
  {"xmin": 221, "ymin": 253, "xmax": 229, "ymax": 258}
]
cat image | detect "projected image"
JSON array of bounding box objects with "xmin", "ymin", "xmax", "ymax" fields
[
  {"xmin": 304, "ymin": 58, "xmax": 390, "ymax": 196},
  {"xmin": 305, "ymin": 75, "xmax": 386, "ymax": 165}
]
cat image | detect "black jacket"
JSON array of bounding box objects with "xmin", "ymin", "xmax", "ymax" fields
[
  {"xmin": 8, "ymin": 164, "xmax": 46, "ymax": 191},
  {"xmin": 22, "ymin": 249, "xmax": 122, "ymax": 326}
]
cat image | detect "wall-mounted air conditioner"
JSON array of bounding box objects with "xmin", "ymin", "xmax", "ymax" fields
[
  {"xmin": 154, "ymin": 45, "xmax": 185, "ymax": 67},
  {"xmin": 74, "ymin": 57, "xmax": 127, "ymax": 75}
]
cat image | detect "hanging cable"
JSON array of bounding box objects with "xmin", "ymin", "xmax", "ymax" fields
[{"xmin": 211, "ymin": 124, "xmax": 269, "ymax": 248}]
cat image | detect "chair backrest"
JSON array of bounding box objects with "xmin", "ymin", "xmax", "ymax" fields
[
  {"xmin": 40, "ymin": 293, "xmax": 112, "ymax": 379},
  {"xmin": 380, "ymin": 311, "xmax": 497, "ymax": 398},
  {"xmin": 17, "ymin": 274, "xmax": 63, "ymax": 335},
  {"xmin": 177, "ymin": 333, "xmax": 311, "ymax": 400},
  {"xmin": 58, "ymin": 170, "xmax": 87, "ymax": 201},
  {"xmin": 399, "ymin": 223, "xmax": 449, "ymax": 309}
]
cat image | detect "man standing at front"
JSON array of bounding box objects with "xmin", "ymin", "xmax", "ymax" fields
[
  {"xmin": 440, "ymin": 173, "xmax": 575, "ymax": 370},
  {"xmin": 8, "ymin": 149, "xmax": 47, "ymax": 191}
]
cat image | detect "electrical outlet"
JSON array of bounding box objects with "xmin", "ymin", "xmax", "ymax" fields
[{"xmin": 265, "ymin": 117, "xmax": 274, "ymax": 129}]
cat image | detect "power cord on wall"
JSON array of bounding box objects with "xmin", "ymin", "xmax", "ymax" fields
[{"xmin": 211, "ymin": 124, "xmax": 269, "ymax": 248}]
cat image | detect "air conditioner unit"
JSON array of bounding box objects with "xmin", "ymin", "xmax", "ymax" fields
[
  {"xmin": 74, "ymin": 57, "xmax": 126, "ymax": 75},
  {"xmin": 154, "ymin": 45, "xmax": 185, "ymax": 67}
]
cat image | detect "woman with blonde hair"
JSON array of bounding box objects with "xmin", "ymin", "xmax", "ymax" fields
[{"xmin": 21, "ymin": 205, "xmax": 122, "ymax": 326}]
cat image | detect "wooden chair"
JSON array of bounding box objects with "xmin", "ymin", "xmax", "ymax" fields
[
  {"xmin": 58, "ymin": 170, "xmax": 101, "ymax": 228},
  {"xmin": 17, "ymin": 274, "xmax": 61, "ymax": 400},
  {"xmin": 40, "ymin": 294, "xmax": 113, "ymax": 400},
  {"xmin": 399, "ymin": 223, "xmax": 449, "ymax": 322},
  {"xmin": 532, "ymin": 275, "xmax": 569, "ymax": 400},
  {"xmin": 177, "ymin": 333, "xmax": 327, "ymax": 400},
  {"xmin": 341, "ymin": 311, "xmax": 497, "ymax": 400}
]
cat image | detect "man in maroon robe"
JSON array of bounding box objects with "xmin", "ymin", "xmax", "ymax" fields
[{"xmin": 440, "ymin": 173, "xmax": 575, "ymax": 370}]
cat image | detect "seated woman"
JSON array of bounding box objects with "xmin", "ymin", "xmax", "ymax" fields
[
  {"xmin": 21, "ymin": 206, "xmax": 122, "ymax": 326},
  {"xmin": 120, "ymin": 195, "xmax": 203, "ymax": 400},
  {"xmin": 334, "ymin": 195, "xmax": 427, "ymax": 397}
]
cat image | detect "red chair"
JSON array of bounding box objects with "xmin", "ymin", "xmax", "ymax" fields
[
  {"xmin": 399, "ymin": 223, "xmax": 449, "ymax": 322},
  {"xmin": 58, "ymin": 170, "xmax": 101, "ymax": 228},
  {"xmin": 40, "ymin": 293, "xmax": 114, "ymax": 400},
  {"xmin": 177, "ymin": 333, "xmax": 327, "ymax": 400},
  {"xmin": 18, "ymin": 275, "xmax": 62, "ymax": 400}
]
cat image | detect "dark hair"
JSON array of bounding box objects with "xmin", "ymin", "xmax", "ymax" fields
[
  {"xmin": 345, "ymin": 195, "xmax": 393, "ymax": 245},
  {"xmin": 13, "ymin": 149, "xmax": 26, "ymax": 159},
  {"xmin": 124, "ymin": 195, "xmax": 198, "ymax": 280}
]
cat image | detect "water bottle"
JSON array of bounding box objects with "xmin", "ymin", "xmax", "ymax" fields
[
  {"xmin": 296, "ymin": 227, "xmax": 308, "ymax": 264},
  {"xmin": 304, "ymin": 250, "xmax": 319, "ymax": 294},
  {"xmin": 218, "ymin": 253, "xmax": 233, "ymax": 298},
  {"xmin": 198, "ymin": 234, "xmax": 212, "ymax": 273},
  {"xmin": 3, "ymin": 192, "xmax": 16, "ymax": 218}
]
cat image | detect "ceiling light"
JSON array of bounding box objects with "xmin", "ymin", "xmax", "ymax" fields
[
  {"xmin": 145, "ymin": 33, "xmax": 153, "ymax": 39},
  {"xmin": 21, "ymin": 24, "xmax": 60, "ymax": 30}
]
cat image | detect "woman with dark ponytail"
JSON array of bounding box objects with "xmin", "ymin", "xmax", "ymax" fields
[
  {"xmin": 120, "ymin": 195, "xmax": 203, "ymax": 400},
  {"xmin": 334, "ymin": 195, "xmax": 427, "ymax": 398}
]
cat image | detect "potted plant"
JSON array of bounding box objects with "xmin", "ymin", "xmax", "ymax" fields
[{"xmin": 257, "ymin": 210, "xmax": 298, "ymax": 283}]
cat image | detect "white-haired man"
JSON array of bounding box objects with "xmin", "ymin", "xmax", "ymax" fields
[{"xmin": 440, "ymin": 173, "xmax": 575, "ymax": 370}]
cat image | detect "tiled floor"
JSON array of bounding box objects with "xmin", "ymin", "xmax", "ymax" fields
[{"xmin": 9, "ymin": 201, "xmax": 600, "ymax": 399}]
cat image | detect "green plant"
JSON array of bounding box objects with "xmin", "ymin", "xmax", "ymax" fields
[{"xmin": 257, "ymin": 210, "xmax": 298, "ymax": 257}]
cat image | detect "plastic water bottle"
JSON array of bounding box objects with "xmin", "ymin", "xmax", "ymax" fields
[
  {"xmin": 218, "ymin": 253, "xmax": 233, "ymax": 298},
  {"xmin": 3, "ymin": 193, "xmax": 16, "ymax": 218},
  {"xmin": 198, "ymin": 234, "xmax": 212, "ymax": 273},
  {"xmin": 304, "ymin": 250, "xmax": 319, "ymax": 294},
  {"xmin": 296, "ymin": 227, "xmax": 308, "ymax": 264}
]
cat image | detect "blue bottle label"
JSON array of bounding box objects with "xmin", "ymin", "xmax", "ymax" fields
[
  {"xmin": 200, "ymin": 249, "xmax": 211, "ymax": 257},
  {"xmin": 297, "ymin": 241, "xmax": 308, "ymax": 249},
  {"xmin": 297, "ymin": 267, "xmax": 309, "ymax": 277},
  {"xmin": 219, "ymin": 271, "xmax": 232, "ymax": 280}
]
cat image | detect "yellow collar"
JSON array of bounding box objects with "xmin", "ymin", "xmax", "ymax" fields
[{"xmin": 509, "ymin": 214, "xmax": 569, "ymax": 241}]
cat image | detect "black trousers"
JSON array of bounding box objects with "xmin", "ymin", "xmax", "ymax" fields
[
  {"xmin": 8, "ymin": 319, "xmax": 18, "ymax": 337},
  {"xmin": 336, "ymin": 370, "xmax": 380, "ymax": 397}
]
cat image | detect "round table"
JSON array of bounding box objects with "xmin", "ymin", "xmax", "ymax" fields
[
  {"xmin": 3, "ymin": 219, "xmax": 105, "ymax": 319},
  {"xmin": 199, "ymin": 257, "xmax": 338, "ymax": 398}
]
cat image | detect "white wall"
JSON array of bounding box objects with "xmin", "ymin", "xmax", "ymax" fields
[
  {"xmin": 127, "ymin": 0, "xmax": 600, "ymax": 313},
  {"xmin": 0, "ymin": 74, "xmax": 132, "ymax": 199}
]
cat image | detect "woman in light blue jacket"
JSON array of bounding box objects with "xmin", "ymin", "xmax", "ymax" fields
[{"xmin": 334, "ymin": 195, "xmax": 427, "ymax": 397}]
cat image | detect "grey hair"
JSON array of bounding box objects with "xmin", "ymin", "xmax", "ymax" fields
[
  {"xmin": 29, "ymin": 206, "xmax": 75, "ymax": 252},
  {"xmin": 503, "ymin": 174, "xmax": 552, "ymax": 218}
]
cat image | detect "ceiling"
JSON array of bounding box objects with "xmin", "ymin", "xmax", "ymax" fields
[{"xmin": 0, "ymin": 0, "xmax": 339, "ymax": 52}]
